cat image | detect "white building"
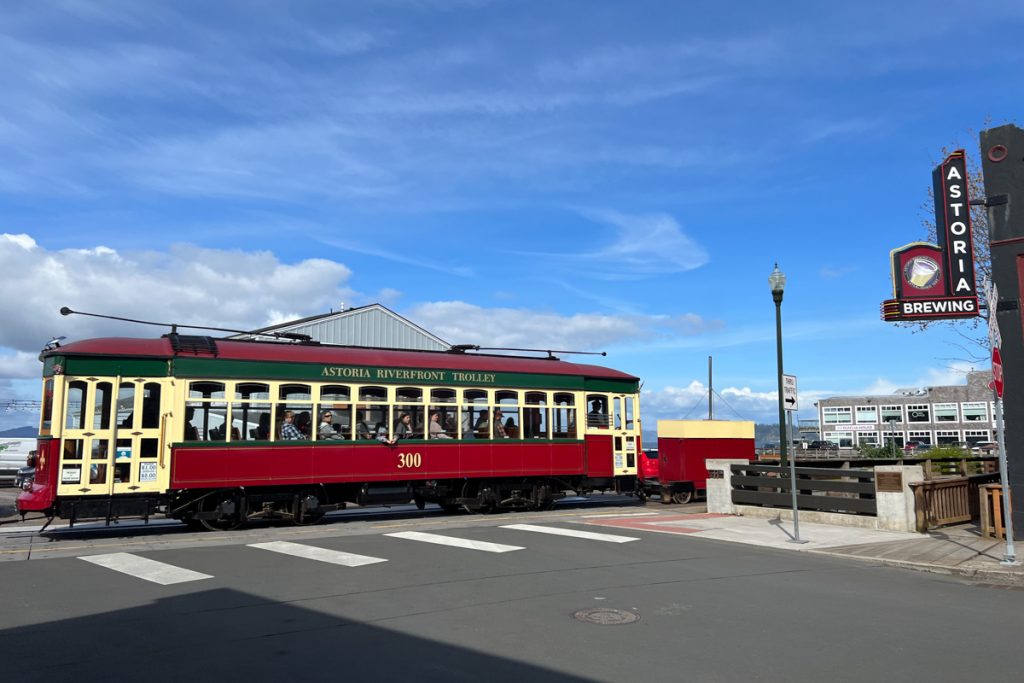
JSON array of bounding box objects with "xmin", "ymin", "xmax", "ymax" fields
[{"xmin": 813, "ymin": 371, "xmax": 996, "ymax": 450}]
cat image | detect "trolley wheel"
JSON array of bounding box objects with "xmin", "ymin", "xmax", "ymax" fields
[
  {"xmin": 671, "ymin": 490, "xmax": 694, "ymax": 505},
  {"xmin": 294, "ymin": 489, "xmax": 326, "ymax": 526},
  {"xmin": 660, "ymin": 490, "xmax": 674, "ymax": 504},
  {"xmin": 199, "ymin": 492, "xmax": 244, "ymax": 531}
]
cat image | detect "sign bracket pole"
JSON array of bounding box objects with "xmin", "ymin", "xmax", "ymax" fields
[{"xmin": 993, "ymin": 388, "xmax": 1018, "ymax": 565}]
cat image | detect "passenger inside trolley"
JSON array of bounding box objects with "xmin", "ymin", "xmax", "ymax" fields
[
  {"xmin": 356, "ymin": 410, "xmax": 372, "ymax": 439},
  {"xmin": 256, "ymin": 413, "xmax": 271, "ymax": 440},
  {"xmin": 295, "ymin": 411, "xmax": 312, "ymax": 438},
  {"xmin": 319, "ymin": 411, "xmax": 344, "ymax": 440},
  {"xmin": 394, "ymin": 412, "xmax": 414, "ymax": 439},
  {"xmin": 587, "ymin": 399, "xmax": 608, "ymax": 428},
  {"xmin": 184, "ymin": 407, "xmax": 199, "ymax": 440},
  {"xmin": 280, "ymin": 410, "xmax": 302, "ymax": 440},
  {"xmin": 429, "ymin": 411, "xmax": 452, "ymax": 439}
]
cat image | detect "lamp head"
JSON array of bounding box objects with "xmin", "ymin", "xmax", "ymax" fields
[{"xmin": 768, "ymin": 263, "xmax": 786, "ymax": 295}]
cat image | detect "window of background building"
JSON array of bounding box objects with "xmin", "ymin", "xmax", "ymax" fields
[
  {"xmin": 935, "ymin": 430, "xmax": 960, "ymax": 445},
  {"xmin": 964, "ymin": 429, "xmax": 991, "ymax": 445},
  {"xmin": 881, "ymin": 405, "xmax": 903, "ymax": 423},
  {"xmin": 883, "ymin": 432, "xmax": 906, "ymax": 448},
  {"xmin": 855, "ymin": 405, "xmax": 877, "ymax": 423},
  {"xmin": 823, "ymin": 406, "xmax": 852, "ymax": 424},
  {"xmin": 906, "ymin": 404, "xmax": 930, "ymax": 422},
  {"xmin": 933, "ymin": 403, "xmax": 958, "ymax": 422},
  {"xmin": 857, "ymin": 432, "xmax": 879, "ymax": 447},
  {"xmin": 830, "ymin": 431, "xmax": 854, "ymax": 448},
  {"xmin": 961, "ymin": 402, "xmax": 988, "ymax": 422},
  {"xmin": 908, "ymin": 430, "xmax": 932, "ymax": 444}
]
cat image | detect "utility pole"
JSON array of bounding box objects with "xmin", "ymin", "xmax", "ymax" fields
[{"xmin": 980, "ymin": 124, "xmax": 1024, "ymax": 541}]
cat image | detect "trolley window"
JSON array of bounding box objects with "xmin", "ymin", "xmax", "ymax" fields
[
  {"xmin": 40, "ymin": 379, "xmax": 54, "ymax": 435},
  {"xmin": 552, "ymin": 393, "xmax": 576, "ymax": 439},
  {"xmin": 495, "ymin": 391, "xmax": 519, "ymax": 438},
  {"xmin": 396, "ymin": 387, "xmax": 422, "ymax": 403},
  {"xmin": 189, "ymin": 382, "xmax": 225, "ymax": 399},
  {"xmin": 462, "ymin": 390, "xmax": 489, "ymax": 439},
  {"xmin": 430, "ymin": 388, "xmax": 456, "ymax": 403},
  {"xmin": 117, "ymin": 383, "xmax": 136, "ymax": 428},
  {"xmin": 359, "ymin": 386, "xmax": 387, "ymax": 402},
  {"xmin": 280, "ymin": 384, "xmax": 312, "ymax": 401},
  {"xmin": 586, "ymin": 394, "xmax": 609, "ymax": 428},
  {"xmin": 92, "ymin": 381, "xmax": 113, "ymax": 430},
  {"xmin": 235, "ymin": 383, "xmax": 270, "ymax": 400},
  {"xmin": 320, "ymin": 385, "xmax": 351, "ymax": 401},
  {"xmin": 65, "ymin": 380, "xmax": 88, "ymax": 430},
  {"xmin": 523, "ymin": 392, "xmax": 548, "ymax": 439},
  {"xmin": 141, "ymin": 382, "xmax": 162, "ymax": 429}
]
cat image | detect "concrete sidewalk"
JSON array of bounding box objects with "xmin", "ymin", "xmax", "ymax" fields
[{"xmin": 585, "ymin": 511, "xmax": 1024, "ymax": 586}]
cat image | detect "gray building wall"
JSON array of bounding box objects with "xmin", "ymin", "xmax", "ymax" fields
[
  {"xmin": 815, "ymin": 371, "xmax": 996, "ymax": 449},
  {"xmin": 235, "ymin": 305, "xmax": 449, "ymax": 351}
]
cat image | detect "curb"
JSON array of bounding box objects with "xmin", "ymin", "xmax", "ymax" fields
[{"xmin": 810, "ymin": 549, "xmax": 1024, "ymax": 587}]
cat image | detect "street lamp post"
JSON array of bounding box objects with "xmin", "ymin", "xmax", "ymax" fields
[
  {"xmin": 769, "ymin": 263, "xmax": 788, "ymax": 471},
  {"xmin": 770, "ymin": 263, "xmax": 805, "ymax": 544}
]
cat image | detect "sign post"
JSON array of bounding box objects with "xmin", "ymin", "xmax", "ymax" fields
[
  {"xmin": 991, "ymin": 346, "xmax": 1018, "ymax": 564},
  {"xmin": 782, "ymin": 374, "xmax": 806, "ymax": 544}
]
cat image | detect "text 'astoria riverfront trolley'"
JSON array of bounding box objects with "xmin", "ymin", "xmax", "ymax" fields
[{"xmin": 18, "ymin": 334, "xmax": 642, "ymax": 529}]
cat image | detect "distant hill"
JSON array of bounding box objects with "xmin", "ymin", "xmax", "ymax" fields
[{"xmin": 0, "ymin": 426, "xmax": 36, "ymax": 438}]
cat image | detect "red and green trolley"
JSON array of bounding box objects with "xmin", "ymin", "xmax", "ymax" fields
[{"xmin": 18, "ymin": 334, "xmax": 642, "ymax": 529}]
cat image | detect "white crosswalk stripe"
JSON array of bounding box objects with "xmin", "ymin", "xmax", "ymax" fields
[
  {"xmin": 385, "ymin": 530, "xmax": 524, "ymax": 553},
  {"xmin": 248, "ymin": 541, "xmax": 388, "ymax": 567},
  {"xmin": 500, "ymin": 523, "xmax": 639, "ymax": 543},
  {"xmin": 78, "ymin": 552, "xmax": 213, "ymax": 585}
]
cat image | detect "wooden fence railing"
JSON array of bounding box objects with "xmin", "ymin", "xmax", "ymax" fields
[
  {"xmin": 730, "ymin": 463, "xmax": 877, "ymax": 515},
  {"xmin": 908, "ymin": 473, "xmax": 1001, "ymax": 532}
]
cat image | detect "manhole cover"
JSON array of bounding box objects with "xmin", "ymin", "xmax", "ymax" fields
[{"xmin": 573, "ymin": 608, "xmax": 640, "ymax": 625}]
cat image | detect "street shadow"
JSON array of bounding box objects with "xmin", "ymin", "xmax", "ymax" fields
[
  {"xmin": 767, "ymin": 515, "xmax": 797, "ymax": 541},
  {"xmin": 2, "ymin": 587, "xmax": 595, "ymax": 683},
  {"xmin": 928, "ymin": 526, "xmax": 1005, "ymax": 562}
]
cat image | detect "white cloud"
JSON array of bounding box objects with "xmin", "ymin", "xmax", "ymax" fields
[
  {"xmin": 0, "ymin": 351, "xmax": 41, "ymax": 379},
  {"xmin": 515, "ymin": 210, "xmax": 710, "ymax": 281},
  {"xmin": 0, "ymin": 234, "xmax": 355, "ymax": 362},
  {"xmin": 641, "ymin": 382, "xmax": 783, "ymax": 424},
  {"xmin": 580, "ymin": 210, "xmax": 709, "ymax": 275},
  {"xmin": 408, "ymin": 300, "xmax": 719, "ymax": 353}
]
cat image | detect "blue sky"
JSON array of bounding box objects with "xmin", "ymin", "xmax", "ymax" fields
[{"xmin": 1, "ymin": 0, "xmax": 1022, "ymax": 431}]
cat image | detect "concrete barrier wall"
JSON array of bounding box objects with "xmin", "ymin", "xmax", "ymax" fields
[
  {"xmin": 705, "ymin": 459, "xmax": 751, "ymax": 515},
  {"xmin": 707, "ymin": 459, "xmax": 926, "ymax": 533},
  {"xmin": 874, "ymin": 465, "xmax": 924, "ymax": 532}
]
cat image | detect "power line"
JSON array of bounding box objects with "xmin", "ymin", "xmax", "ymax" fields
[{"xmin": 1, "ymin": 400, "xmax": 42, "ymax": 412}]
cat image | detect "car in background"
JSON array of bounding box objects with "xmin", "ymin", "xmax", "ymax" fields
[
  {"xmin": 14, "ymin": 465, "xmax": 34, "ymax": 489},
  {"xmin": 972, "ymin": 441, "xmax": 998, "ymax": 454},
  {"xmin": 808, "ymin": 440, "xmax": 837, "ymax": 451},
  {"xmin": 904, "ymin": 441, "xmax": 933, "ymax": 453}
]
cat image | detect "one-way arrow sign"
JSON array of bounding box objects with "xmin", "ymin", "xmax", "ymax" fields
[{"xmin": 783, "ymin": 374, "xmax": 798, "ymax": 411}]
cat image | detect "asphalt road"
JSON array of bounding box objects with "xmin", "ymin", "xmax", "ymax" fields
[{"xmin": 1, "ymin": 497, "xmax": 1021, "ymax": 682}]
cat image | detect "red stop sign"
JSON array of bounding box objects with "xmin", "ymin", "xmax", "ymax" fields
[{"xmin": 992, "ymin": 347, "xmax": 1004, "ymax": 398}]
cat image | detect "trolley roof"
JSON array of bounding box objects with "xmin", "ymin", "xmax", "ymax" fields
[{"xmin": 45, "ymin": 336, "xmax": 639, "ymax": 383}]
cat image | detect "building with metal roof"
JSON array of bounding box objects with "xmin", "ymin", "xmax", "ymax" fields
[{"xmin": 232, "ymin": 304, "xmax": 450, "ymax": 351}]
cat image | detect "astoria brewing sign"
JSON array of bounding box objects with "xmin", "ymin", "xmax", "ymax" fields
[{"xmin": 882, "ymin": 150, "xmax": 980, "ymax": 321}]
